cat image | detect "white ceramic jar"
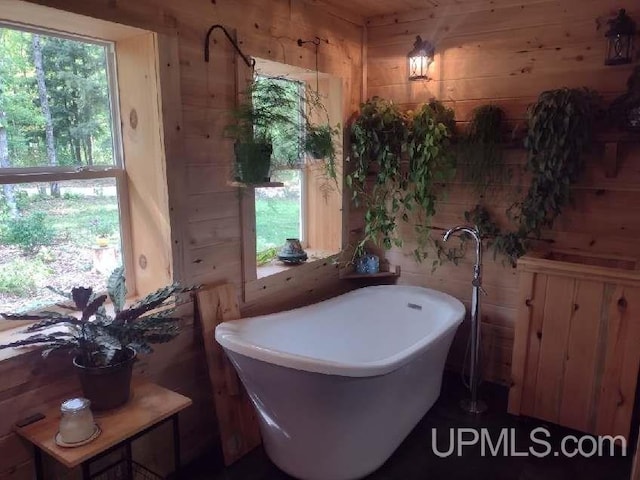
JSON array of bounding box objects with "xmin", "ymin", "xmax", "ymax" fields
[{"xmin": 59, "ymin": 398, "xmax": 95, "ymax": 444}]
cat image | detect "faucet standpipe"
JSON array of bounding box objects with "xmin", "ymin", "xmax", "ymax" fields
[{"xmin": 442, "ymin": 225, "xmax": 487, "ymax": 414}]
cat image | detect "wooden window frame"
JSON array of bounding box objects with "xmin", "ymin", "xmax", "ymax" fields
[
  {"xmin": 0, "ymin": 1, "xmax": 184, "ymax": 332},
  {"xmin": 241, "ymin": 61, "xmax": 344, "ymax": 301}
]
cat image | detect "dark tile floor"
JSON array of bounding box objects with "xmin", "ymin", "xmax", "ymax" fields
[{"xmin": 183, "ymin": 373, "xmax": 633, "ymax": 480}]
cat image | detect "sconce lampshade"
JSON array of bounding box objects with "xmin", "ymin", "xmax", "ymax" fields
[
  {"xmin": 605, "ymin": 9, "xmax": 636, "ymax": 66},
  {"xmin": 408, "ymin": 35, "xmax": 435, "ymax": 81}
]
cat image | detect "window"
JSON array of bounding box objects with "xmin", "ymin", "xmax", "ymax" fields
[
  {"xmin": 0, "ymin": 25, "xmax": 127, "ymax": 313},
  {"xmin": 248, "ymin": 59, "xmax": 344, "ymax": 281},
  {"xmin": 254, "ymin": 76, "xmax": 304, "ymax": 269}
]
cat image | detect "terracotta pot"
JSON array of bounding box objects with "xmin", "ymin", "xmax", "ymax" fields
[{"xmin": 73, "ymin": 347, "xmax": 136, "ymax": 411}]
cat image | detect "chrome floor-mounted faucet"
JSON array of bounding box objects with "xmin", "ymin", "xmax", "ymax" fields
[{"xmin": 443, "ymin": 225, "xmax": 487, "ymax": 414}]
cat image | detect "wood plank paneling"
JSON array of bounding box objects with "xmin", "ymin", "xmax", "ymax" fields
[
  {"xmin": 363, "ymin": 0, "xmax": 640, "ymax": 393},
  {"xmin": 1, "ymin": 0, "xmax": 364, "ymax": 478},
  {"xmin": 559, "ymin": 280, "xmax": 604, "ymax": 431},
  {"xmin": 508, "ymin": 259, "xmax": 640, "ymax": 442},
  {"xmin": 596, "ymin": 286, "xmax": 640, "ymax": 438},
  {"xmin": 196, "ymin": 284, "xmax": 261, "ymax": 465},
  {"xmin": 533, "ymin": 276, "xmax": 575, "ymax": 423}
]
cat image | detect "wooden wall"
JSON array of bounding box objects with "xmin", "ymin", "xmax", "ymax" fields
[
  {"xmin": 0, "ymin": 0, "xmax": 364, "ymax": 478},
  {"xmin": 362, "ymin": 0, "xmax": 640, "ymax": 385}
]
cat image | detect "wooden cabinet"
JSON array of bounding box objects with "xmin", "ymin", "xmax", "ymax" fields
[{"xmin": 509, "ymin": 250, "xmax": 640, "ymax": 439}]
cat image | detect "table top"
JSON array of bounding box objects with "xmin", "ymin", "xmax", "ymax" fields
[{"xmin": 15, "ymin": 381, "xmax": 192, "ymax": 468}]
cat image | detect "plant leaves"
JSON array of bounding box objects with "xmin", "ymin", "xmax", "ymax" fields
[{"xmin": 107, "ymin": 267, "xmax": 127, "ymax": 313}]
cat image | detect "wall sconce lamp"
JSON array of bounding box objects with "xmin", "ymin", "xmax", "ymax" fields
[
  {"xmin": 204, "ymin": 24, "xmax": 256, "ymax": 69},
  {"xmin": 604, "ymin": 9, "xmax": 636, "ymax": 66},
  {"xmin": 408, "ymin": 35, "xmax": 435, "ymax": 81}
]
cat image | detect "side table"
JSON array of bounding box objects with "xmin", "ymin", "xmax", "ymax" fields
[{"xmin": 14, "ymin": 382, "xmax": 192, "ymax": 479}]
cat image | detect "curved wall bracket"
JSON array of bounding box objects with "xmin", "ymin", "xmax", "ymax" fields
[{"xmin": 204, "ymin": 24, "xmax": 256, "ymax": 69}]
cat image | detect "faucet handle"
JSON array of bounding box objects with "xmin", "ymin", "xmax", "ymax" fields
[{"xmin": 472, "ymin": 278, "xmax": 488, "ymax": 296}]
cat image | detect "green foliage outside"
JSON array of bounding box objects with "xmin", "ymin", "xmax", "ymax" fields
[
  {"xmin": 0, "ymin": 27, "xmax": 113, "ymax": 168},
  {"xmin": 0, "ymin": 256, "xmax": 52, "ymax": 295},
  {"xmin": 255, "ymin": 197, "xmax": 300, "ymax": 252},
  {"xmin": 255, "ymin": 169, "xmax": 301, "ymax": 262},
  {"xmin": 2, "ymin": 211, "xmax": 55, "ymax": 254},
  {"xmin": 0, "ymin": 185, "xmax": 120, "ymax": 303}
]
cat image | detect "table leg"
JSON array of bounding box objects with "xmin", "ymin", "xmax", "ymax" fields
[
  {"xmin": 172, "ymin": 414, "xmax": 181, "ymax": 479},
  {"xmin": 81, "ymin": 462, "xmax": 91, "ymax": 480},
  {"xmin": 34, "ymin": 447, "xmax": 44, "ymax": 480},
  {"xmin": 125, "ymin": 442, "xmax": 134, "ymax": 480}
]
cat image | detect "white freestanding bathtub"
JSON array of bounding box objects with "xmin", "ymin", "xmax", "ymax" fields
[{"xmin": 215, "ymin": 285, "xmax": 464, "ymax": 480}]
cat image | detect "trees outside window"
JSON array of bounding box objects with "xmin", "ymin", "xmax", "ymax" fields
[{"xmin": 0, "ymin": 25, "xmax": 125, "ymax": 314}]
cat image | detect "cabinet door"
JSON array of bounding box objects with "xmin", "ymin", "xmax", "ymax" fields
[
  {"xmin": 510, "ymin": 275, "xmax": 640, "ymax": 439},
  {"xmin": 595, "ymin": 285, "xmax": 640, "ymax": 438}
]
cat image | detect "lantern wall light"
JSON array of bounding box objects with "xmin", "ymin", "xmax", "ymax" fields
[
  {"xmin": 408, "ymin": 35, "xmax": 435, "ymax": 81},
  {"xmin": 604, "ymin": 9, "xmax": 636, "ymax": 66}
]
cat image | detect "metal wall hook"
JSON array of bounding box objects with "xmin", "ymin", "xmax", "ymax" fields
[
  {"xmin": 297, "ymin": 36, "xmax": 329, "ymax": 47},
  {"xmin": 296, "ymin": 37, "xmax": 328, "ymax": 95},
  {"xmin": 204, "ymin": 24, "xmax": 256, "ymax": 70}
]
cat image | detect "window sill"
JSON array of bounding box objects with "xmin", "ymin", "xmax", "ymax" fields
[
  {"xmin": 245, "ymin": 252, "xmax": 341, "ymax": 304},
  {"xmin": 0, "ymin": 326, "xmax": 42, "ymax": 363},
  {"xmin": 0, "ymin": 295, "xmax": 143, "ymax": 365},
  {"xmin": 256, "ymin": 249, "xmax": 340, "ymax": 279}
]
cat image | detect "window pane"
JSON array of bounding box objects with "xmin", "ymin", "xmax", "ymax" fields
[
  {"xmin": 0, "ymin": 27, "xmax": 115, "ymax": 169},
  {"xmin": 0, "ymin": 178, "xmax": 122, "ymax": 312},
  {"xmin": 253, "ymin": 76, "xmax": 303, "ymax": 169},
  {"xmin": 255, "ymin": 170, "xmax": 302, "ymax": 259}
]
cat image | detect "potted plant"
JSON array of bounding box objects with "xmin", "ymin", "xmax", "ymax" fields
[
  {"xmin": 347, "ymin": 98, "xmax": 455, "ymax": 263},
  {"xmin": 227, "ymin": 76, "xmax": 341, "ymax": 184},
  {"xmin": 226, "ymin": 77, "xmax": 301, "ymax": 184},
  {"xmin": 0, "ymin": 267, "xmax": 192, "ymax": 410},
  {"xmin": 90, "ymin": 218, "xmax": 114, "ymax": 247},
  {"xmin": 304, "ymin": 123, "xmax": 340, "ymax": 180}
]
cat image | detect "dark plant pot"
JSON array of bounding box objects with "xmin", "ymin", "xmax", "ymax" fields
[
  {"xmin": 73, "ymin": 347, "xmax": 136, "ymax": 411},
  {"xmin": 234, "ymin": 142, "xmax": 272, "ymax": 183}
]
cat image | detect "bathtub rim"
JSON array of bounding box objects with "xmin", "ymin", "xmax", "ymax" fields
[{"xmin": 216, "ymin": 285, "xmax": 465, "ymax": 378}]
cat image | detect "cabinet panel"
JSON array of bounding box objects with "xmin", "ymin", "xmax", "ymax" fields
[
  {"xmin": 509, "ymin": 252, "xmax": 640, "ymax": 439},
  {"xmin": 559, "ymin": 280, "xmax": 604, "ymax": 432},
  {"xmin": 533, "ymin": 276, "xmax": 575, "ymax": 423},
  {"xmin": 521, "ymin": 274, "xmax": 548, "ymax": 415}
]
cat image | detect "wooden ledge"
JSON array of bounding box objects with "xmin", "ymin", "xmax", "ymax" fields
[
  {"xmin": 227, "ymin": 181, "xmax": 284, "ymax": 188},
  {"xmin": 341, "ymin": 264, "xmax": 401, "ymax": 280}
]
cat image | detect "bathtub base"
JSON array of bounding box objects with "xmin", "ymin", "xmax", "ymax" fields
[{"xmin": 226, "ymin": 328, "xmax": 456, "ymax": 480}]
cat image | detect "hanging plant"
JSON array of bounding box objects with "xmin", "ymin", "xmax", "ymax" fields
[
  {"xmin": 407, "ymin": 102, "xmax": 456, "ymax": 261},
  {"xmin": 517, "ymin": 88, "xmax": 600, "ymax": 237},
  {"xmin": 464, "ymin": 204, "xmax": 527, "ymax": 265},
  {"xmin": 445, "ymin": 89, "xmax": 601, "ymax": 267},
  {"xmin": 304, "ymin": 122, "xmax": 340, "ymax": 180},
  {"xmin": 226, "ymin": 75, "xmax": 341, "ymax": 184},
  {"xmin": 459, "ymin": 105, "xmax": 509, "ymax": 194},
  {"xmin": 347, "ymin": 97, "xmax": 455, "ymax": 261},
  {"xmin": 347, "ymin": 97, "xmax": 408, "ymax": 256},
  {"xmin": 225, "ymin": 77, "xmax": 300, "ymax": 183}
]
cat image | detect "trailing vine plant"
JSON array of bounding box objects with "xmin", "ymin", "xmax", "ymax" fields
[
  {"xmin": 457, "ymin": 89, "xmax": 600, "ymax": 265},
  {"xmin": 347, "ymin": 97, "xmax": 456, "ymax": 261},
  {"xmin": 516, "ymin": 88, "xmax": 600, "ymax": 236},
  {"xmin": 459, "ymin": 105, "xmax": 509, "ymax": 194},
  {"xmin": 407, "ymin": 102, "xmax": 456, "ymax": 260},
  {"xmin": 348, "ymin": 97, "xmax": 408, "ymax": 257}
]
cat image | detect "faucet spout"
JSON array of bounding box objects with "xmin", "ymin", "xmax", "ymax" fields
[{"xmin": 443, "ymin": 225, "xmax": 481, "ymax": 244}]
